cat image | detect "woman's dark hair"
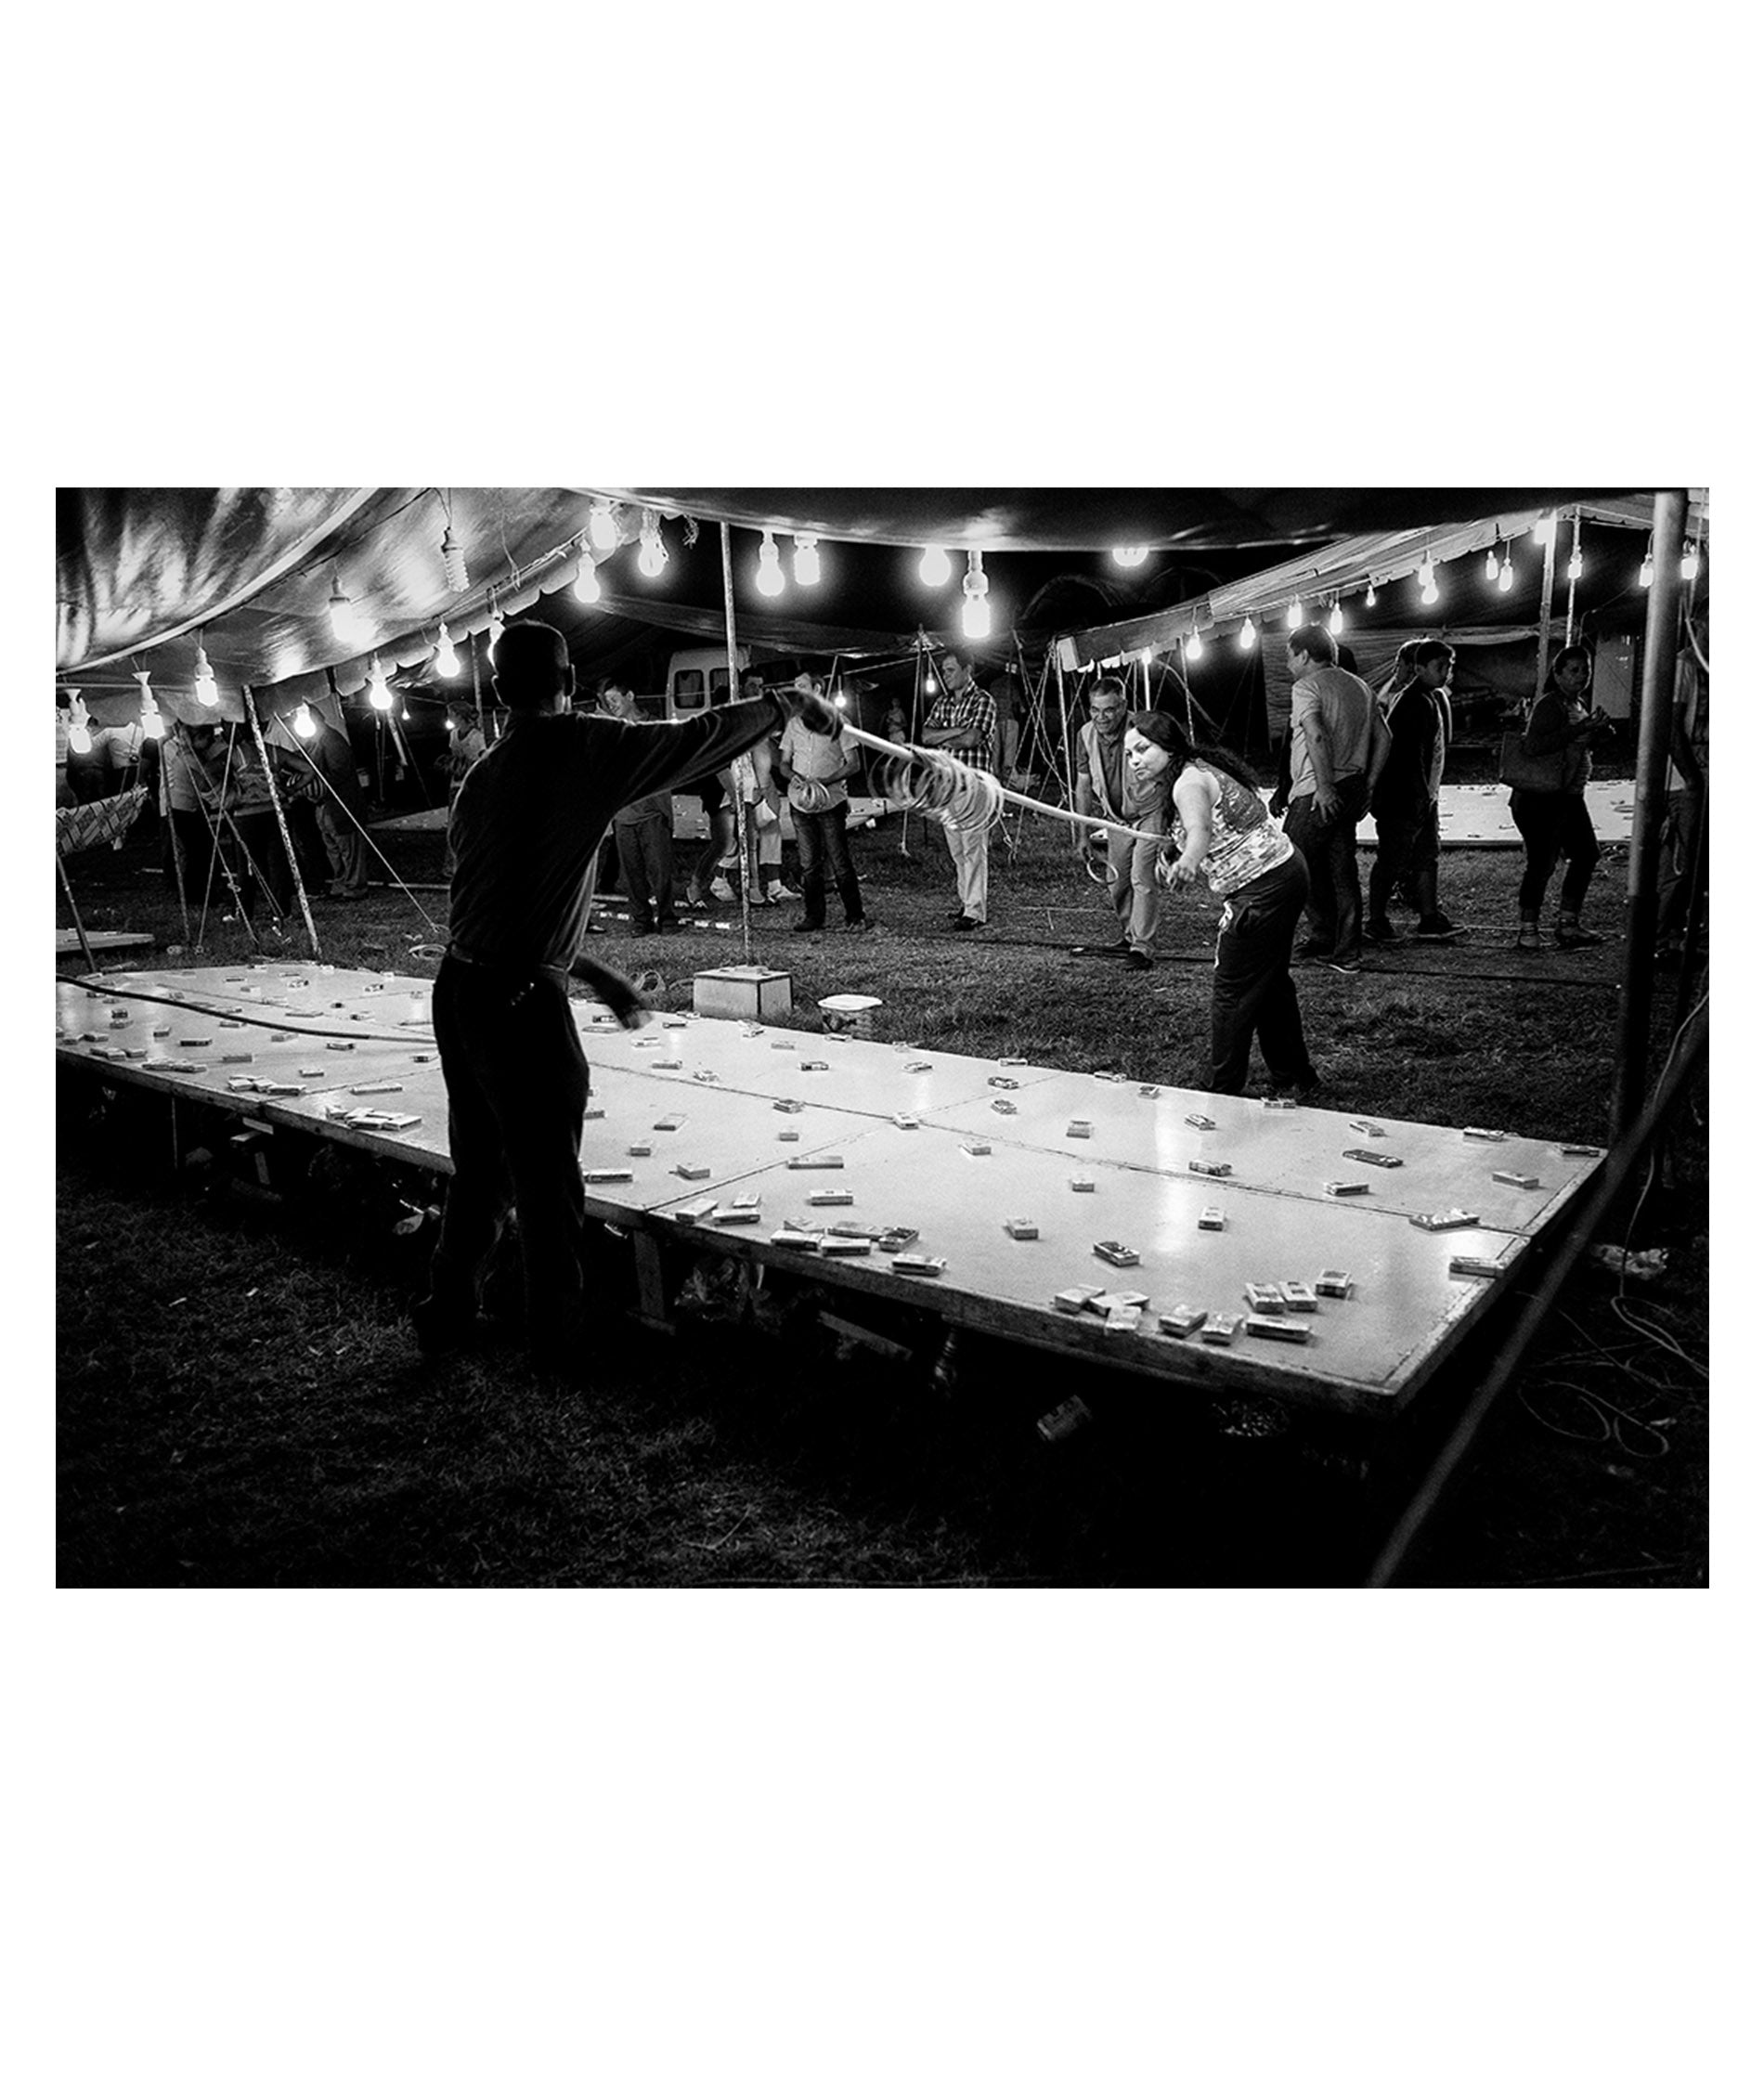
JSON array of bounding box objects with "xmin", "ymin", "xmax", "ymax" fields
[
  {"xmin": 1550, "ymin": 643, "xmax": 1592, "ymax": 681},
  {"xmin": 1127, "ymin": 709, "xmax": 1262, "ymax": 794}
]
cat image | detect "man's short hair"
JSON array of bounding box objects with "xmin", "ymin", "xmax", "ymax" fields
[
  {"xmin": 1413, "ymin": 640, "xmax": 1456, "ymax": 669},
  {"xmin": 1288, "ymin": 623, "xmax": 1338, "ymax": 667},
  {"xmin": 494, "ymin": 621, "xmax": 571, "ymax": 706},
  {"xmin": 939, "ymin": 647, "xmax": 972, "ymax": 674},
  {"xmin": 1092, "ymin": 678, "xmax": 1128, "ymax": 704}
]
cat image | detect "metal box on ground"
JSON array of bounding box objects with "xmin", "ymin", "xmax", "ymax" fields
[{"xmin": 693, "ymin": 967, "xmax": 793, "ymax": 1024}]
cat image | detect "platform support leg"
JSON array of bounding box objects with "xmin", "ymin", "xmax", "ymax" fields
[{"xmin": 630, "ymin": 1230, "xmax": 674, "ymax": 1335}]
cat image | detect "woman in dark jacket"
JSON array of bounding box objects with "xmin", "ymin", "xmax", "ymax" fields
[{"xmin": 1509, "ymin": 644, "xmax": 1613, "ymax": 951}]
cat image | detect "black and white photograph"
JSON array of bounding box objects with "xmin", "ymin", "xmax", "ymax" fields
[{"xmin": 54, "ymin": 485, "xmax": 1710, "ymax": 1592}]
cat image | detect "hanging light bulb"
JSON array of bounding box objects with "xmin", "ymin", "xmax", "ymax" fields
[
  {"xmin": 192, "ymin": 641, "xmax": 221, "ymax": 707},
  {"xmin": 1567, "ymin": 544, "xmax": 1584, "ymax": 582},
  {"xmin": 1639, "ymin": 544, "xmax": 1654, "ymax": 589},
  {"xmin": 1329, "ymin": 601, "xmax": 1344, "ymax": 636},
  {"xmin": 636, "ymin": 512, "xmax": 668, "ymax": 577},
  {"xmin": 1680, "ymin": 539, "xmax": 1701, "ymax": 579},
  {"xmin": 1285, "ymin": 598, "xmax": 1304, "ymax": 629},
  {"xmin": 1498, "ymin": 546, "xmax": 1515, "ymax": 592},
  {"xmin": 1364, "ymin": 579, "xmax": 1378, "ymax": 607},
  {"xmin": 574, "ymin": 555, "xmax": 603, "ymax": 605},
  {"xmin": 135, "ymin": 669, "xmax": 166, "ymax": 739},
  {"xmin": 1531, "ymin": 513, "xmax": 1553, "ymax": 546},
  {"xmin": 1110, "ymin": 545, "xmax": 1149, "ymax": 567},
  {"xmin": 917, "ymin": 545, "xmax": 953, "ymax": 587},
  {"xmin": 1418, "ymin": 553, "xmax": 1438, "ymax": 605},
  {"xmin": 1238, "ymin": 616, "xmax": 1257, "ymax": 651},
  {"xmin": 367, "ymin": 655, "xmax": 394, "ymax": 711},
  {"xmin": 588, "ymin": 500, "xmax": 619, "ymax": 553},
  {"xmin": 486, "ymin": 612, "xmax": 505, "ymax": 663},
  {"xmin": 756, "ymin": 530, "xmax": 785, "ymax": 597},
  {"xmin": 1185, "ymin": 625, "xmax": 1204, "ymax": 661},
  {"xmin": 67, "ymin": 693, "xmax": 93, "ymax": 755},
  {"xmin": 792, "ymin": 534, "xmax": 821, "ymax": 586},
  {"xmin": 960, "ymin": 550, "xmax": 992, "ymax": 639},
  {"xmin": 327, "ymin": 574, "xmax": 360, "ymax": 643},
  {"xmin": 1485, "ymin": 545, "xmax": 1500, "ymax": 582},
  {"xmin": 293, "ymin": 700, "xmax": 318, "ymax": 740},
  {"xmin": 440, "ymin": 525, "xmax": 469, "ymax": 594},
  {"xmin": 435, "ymin": 622, "xmax": 461, "ymax": 677}
]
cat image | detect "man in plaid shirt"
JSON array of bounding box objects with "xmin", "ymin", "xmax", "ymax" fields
[{"xmin": 921, "ymin": 647, "xmax": 997, "ymax": 929}]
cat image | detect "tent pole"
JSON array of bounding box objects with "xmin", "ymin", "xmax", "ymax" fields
[
  {"xmin": 1532, "ymin": 510, "xmax": 1559, "ymax": 704},
  {"xmin": 243, "ymin": 686, "xmax": 323, "ymax": 958},
  {"xmin": 718, "ymin": 523, "xmax": 754, "ymax": 967},
  {"xmin": 57, "ymin": 851, "xmax": 98, "ymax": 971},
  {"xmin": 1671, "ymin": 779, "xmax": 1710, "ymax": 1034},
  {"xmin": 1610, "ymin": 488, "xmax": 1689, "ymax": 1140}
]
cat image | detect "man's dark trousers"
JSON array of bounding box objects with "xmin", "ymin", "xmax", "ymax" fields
[
  {"xmin": 426, "ymin": 953, "xmax": 590, "ymax": 1362},
  {"xmin": 1285, "ymin": 772, "xmax": 1368, "ymax": 961}
]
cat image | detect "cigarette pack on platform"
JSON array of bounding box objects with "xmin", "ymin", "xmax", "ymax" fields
[
  {"xmin": 786, "ymin": 1154, "xmax": 844, "ymax": 1170},
  {"xmin": 1326, "ymin": 1180, "xmax": 1370, "ymax": 1197},
  {"xmin": 221, "ymin": 1054, "xmax": 253, "ymax": 1065},
  {"xmin": 586, "ymin": 1168, "xmax": 634, "ymax": 1184},
  {"xmin": 1159, "ymin": 1307, "xmax": 1207, "ymax": 1338},
  {"xmin": 1461, "ymin": 1126, "xmax": 1508, "ymax": 1143},
  {"xmin": 1003, "ymin": 1220, "xmax": 1040, "ymax": 1240},
  {"xmin": 987, "ymin": 1075, "xmax": 1020, "ymax": 1090},
  {"xmin": 651, "ymin": 1057, "xmax": 682, "ymax": 1070},
  {"xmin": 1089, "ymin": 1290, "xmax": 1148, "ymax": 1314},
  {"xmin": 1054, "ymin": 1287, "xmax": 1102, "ymax": 1313},
  {"xmin": 627, "ymin": 1144, "xmax": 652, "ymax": 1158},
  {"xmin": 904, "ymin": 1060, "xmax": 934, "ymax": 1073},
  {"xmin": 991, "ymin": 1098, "xmax": 1018, "ymax": 1115},
  {"xmin": 653, "ymin": 1114, "xmax": 685, "ymax": 1132},
  {"xmin": 1492, "ymin": 1170, "xmax": 1541, "ymax": 1189},
  {"xmin": 1102, "ymin": 1304, "xmax": 1142, "ymax": 1333},
  {"xmin": 1189, "ymin": 1159, "xmax": 1231, "ymax": 1177},
  {"xmin": 1200, "ymin": 1313, "xmax": 1240, "ymax": 1344},
  {"xmin": 350, "ymin": 1082, "xmax": 401, "ymax": 1096},
  {"xmin": 770, "ymin": 1226, "xmax": 820, "ymax": 1249},
  {"xmin": 875, "ymin": 1227, "xmax": 919, "ymax": 1252},
  {"xmin": 1558, "ymin": 1143, "xmax": 1602, "ymax": 1158},
  {"xmin": 1246, "ymin": 1315, "xmax": 1310, "ymax": 1344},
  {"xmin": 674, "ymin": 1163, "xmax": 711, "ymax": 1181},
  {"xmin": 1317, "ymin": 1269, "xmax": 1354, "ymax": 1298},
  {"xmin": 712, "ymin": 1206, "xmax": 760, "ymax": 1226},
  {"xmin": 1066, "ymin": 1121, "xmax": 1093, "ymax": 1139},
  {"xmin": 1410, "ymin": 1209, "xmax": 1480, "ymax": 1231},
  {"xmin": 1449, "ymin": 1254, "xmax": 1503, "ymax": 1278},
  {"xmin": 1342, "ymin": 1148, "xmax": 1402, "ymax": 1167},
  {"xmin": 1198, "ymin": 1207, "xmax": 1226, "ymax": 1230},
  {"xmin": 892, "ymin": 1114, "xmax": 919, "ymax": 1130},
  {"xmin": 1244, "ymin": 1282, "xmax": 1285, "ymax": 1314},
  {"xmin": 1348, "ymin": 1120, "xmax": 1386, "ymax": 1138},
  {"xmin": 776, "ymin": 1130, "xmax": 800, "ymax": 1142},
  {"xmin": 691, "ymin": 1071, "xmax": 720, "ymax": 1084},
  {"xmin": 585, "ymin": 1106, "xmax": 604, "ymax": 1120},
  {"xmin": 799, "ymin": 1059, "xmax": 829, "ymax": 1072},
  {"xmin": 181, "ymin": 1036, "xmax": 214, "ymax": 1047},
  {"xmin": 807, "ymin": 1190, "xmax": 854, "ymax": 1207},
  {"xmin": 962, "ymin": 1140, "xmax": 992, "ymax": 1157},
  {"xmin": 1185, "ymin": 1112, "xmax": 1215, "ymax": 1130},
  {"xmin": 674, "ymin": 1200, "xmax": 716, "ymax": 1224},
  {"xmin": 999, "ymin": 1057, "xmax": 1029, "ymax": 1067},
  {"xmin": 1279, "ymin": 1282, "xmax": 1319, "ymax": 1313},
  {"xmin": 818, "ymin": 1234, "xmax": 870, "ymax": 1255},
  {"xmin": 1070, "ymin": 1175, "xmax": 1095, "ymax": 1192},
  {"xmin": 1263, "ymin": 1096, "xmax": 1297, "ymax": 1110},
  {"xmin": 772, "ymin": 1098, "xmax": 804, "ymax": 1114},
  {"xmin": 1092, "ymin": 1070, "xmax": 1123, "ymax": 1083},
  {"xmin": 1093, "ymin": 1239, "xmax": 1139, "ymax": 1268},
  {"xmin": 891, "ymin": 1254, "xmax": 945, "ymax": 1277},
  {"xmin": 325, "ymin": 1041, "xmax": 354, "ymax": 1052}
]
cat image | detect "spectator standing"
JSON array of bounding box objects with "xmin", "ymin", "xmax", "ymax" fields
[
  {"xmin": 1368, "ymin": 639, "xmax": 1459, "ymax": 943},
  {"xmin": 305, "ymin": 713, "xmax": 372, "ymax": 901},
  {"xmin": 598, "ymin": 675, "xmax": 680, "ymax": 934},
  {"xmin": 210, "ymin": 725, "xmax": 295, "ymax": 924},
  {"xmin": 441, "ymin": 703, "xmax": 488, "ymax": 805},
  {"xmin": 775, "ymin": 674, "xmax": 867, "ymax": 933},
  {"xmin": 684, "ymin": 767, "xmax": 735, "ymax": 908},
  {"xmin": 1073, "ymin": 676, "xmax": 1164, "ymax": 972},
  {"xmin": 1126, "ymin": 710, "xmax": 1318, "ymax": 1098},
  {"xmin": 411, "ymin": 620, "xmax": 817, "ymax": 1372},
  {"xmin": 1509, "ymin": 643, "xmax": 1612, "ymax": 951},
  {"xmin": 920, "ymin": 647, "xmax": 997, "ymax": 931},
  {"xmin": 160, "ymin": 720, "xmax": 222, "ymax": 905},
  {"xmin": 1283, "ymin": 623, "xmax": 1385, "ymax": 974},
  {"xmin": 723, "ymin": 670, "xmax": 796, "ymax": 904}
]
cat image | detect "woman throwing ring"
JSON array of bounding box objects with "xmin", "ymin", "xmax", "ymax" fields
[{"xmin": 1126, "ymin": 710, "xmax": 1321, "ymax": 1099}]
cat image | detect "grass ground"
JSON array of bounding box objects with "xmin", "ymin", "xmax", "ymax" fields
[{"xmin": 56, "ymin": 792, "xmax": 1709, "ymax": 1587}]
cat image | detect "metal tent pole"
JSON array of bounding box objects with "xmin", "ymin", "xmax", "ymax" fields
[
  {"xmin": 243, "ymin": 686, "xmax": 322, "ymax": 958},
  {"xmin": 719, "ymin": 523, "xmax": 754, "ymax": 966},
  {"xmin": 1610, "ymin": 488, "xmax": 1690, "ymax": 1139},
  {"xmin": 1532, "ymin": 511, "xmax": 1560, "ymax": 704}
]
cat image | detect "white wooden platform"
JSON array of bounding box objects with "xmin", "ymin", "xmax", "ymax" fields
[{"xmin": 57, "ymin": 964, "xmax": 1605, "ymax": 1421}]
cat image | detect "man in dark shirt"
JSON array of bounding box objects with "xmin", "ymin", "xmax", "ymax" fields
[
  {"xmin": 1368, "ymin": 640, "xmax": 1459, "ymax": 942},
  {"xmin": 412, "ymin": 620, "xmax": 816, "ymax": 1374}
]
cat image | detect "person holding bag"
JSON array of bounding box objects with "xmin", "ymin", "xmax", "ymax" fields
[{"xmin": 1503, "ymin": 643, "xmax": 1613, "ymax": 951}]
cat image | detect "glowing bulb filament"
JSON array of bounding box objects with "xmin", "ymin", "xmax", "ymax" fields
[
  {"xmin": 1111, "ymin": 545, "xmax": 1149, "ymax": 567},
  {"xmin": 589, "ymin": 500, "xmax": 619, "ymax": 552},
  {"xmin": 792, "ymin": 535, "xmax": 821, "ymax": 586},
  {"xmin": 917, "ymin": 545, "xmax": 953, "ymax": 587},
  {"xmin": 756, "ymin": 531, "xmax": 785, "ymax": 597},
  {"xmin": 1238, "ymin": 616, "xmax": 1256, "ymax": 651},
  {"xmin": 574, "ymin": 556, "xmax": 603, "ymax": 605},
  {"xmin": 1185, "ymin": 628, "xmax": 1203, "ymax": 661},
  {"xmin": 1285, "ymin": 598, "xmax": 1304, "ymax": 629},
  {"xmin": 293, "ymin": 701, "xmax": 318, "ymax": 740},
  {"xmin": 435, "ymin": 622, "xmax": 461, "ymax": 677}
]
